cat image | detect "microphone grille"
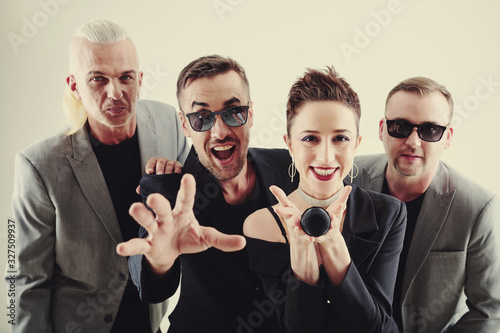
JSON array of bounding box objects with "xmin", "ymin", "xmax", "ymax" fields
[{"xmin": 300, "ymin": 207, "xmax": 331, "ymax": 237}]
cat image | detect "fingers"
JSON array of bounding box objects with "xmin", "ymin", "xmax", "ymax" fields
[
  {"xmin": 327, "ymin": 185, "xmax": 352, "ymax": 222},
  {"xmin": 136, "ymin": 185, "xmax": 141, "ymax": 195},
  {"xmin": 172, "ymin": 174, "xmax": 197, "ymax": 215},
  {"xmin": 145, "ymin": 157, "xmax": 160, "ymax": 174},
  {"xmin": 145, "ymin": 193, "xmax": 174, "ymax": 226},
  {"xmin": 129, "ymin": 201, "xmax": 159, "ymax": 235},
  {"xmin": 270, "ymin": 185, "xmax": 293, "ymax": 208},
  {"xmin": 202, "ymin": 227, "xmax": 246, "ymax": 252},
  {"xmin": 173, "ymin": 161, "xmax": 183, "ymax": 174},
  {"xmin": 145, "ymin": 157, "xmax": 183, "ymax": 175},
  {"xmin": 116, "ymin": 238, "xmax": 152, "ymax": 257}
]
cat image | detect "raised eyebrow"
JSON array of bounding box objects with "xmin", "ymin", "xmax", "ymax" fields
[
  {"xmin": 192, "ymin": 101, "xmax": 210, "ymax": 109},
  {"xmin": 120, "ymin": 70, "xmax": 137, "ymax": 77},
  {"xmin": 87, "ymin": 71, "xmax": 106, "ymax": 77},
  {"xmin": 223, "ymin": 97, "xmax": 241, "ymax": 107}
]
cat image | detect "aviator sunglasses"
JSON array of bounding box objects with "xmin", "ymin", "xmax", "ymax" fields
[
  {"xmin": 386, "ymin": 118, "xmax": 448, "ymax": 142},
  {"xmin": 183, "ymin": 105, "xmax": 250, "ymax": 132}
]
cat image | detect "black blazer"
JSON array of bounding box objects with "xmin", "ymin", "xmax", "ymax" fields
[
  {"xmin": 129, "ymin": 147, "xmax": 298, "ymax": 332},
  {"xmin": 246, "ymin": 184, "xmax": 406, "ymax": 333}
]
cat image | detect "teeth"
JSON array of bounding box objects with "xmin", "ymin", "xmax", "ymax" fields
[
  {"xmin": 213, "ymin": 145, "xmax": 234, "ymax": 151},
  {"xmin": 313, "ymin": 168, "xmax": 335, "ymax": 176}
]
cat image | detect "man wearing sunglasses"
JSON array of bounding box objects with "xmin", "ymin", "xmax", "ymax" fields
[
  {"xmin": 350, "ymin": 77, "xmax": 500, "ymax": 332},
  {"xmin": 117, "ymin": 55, "xmax": 297, "ymax": 332}
]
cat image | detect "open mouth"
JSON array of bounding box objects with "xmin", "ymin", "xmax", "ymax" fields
[
  {"xmin": 311, "ymin": 167, "xmax": 338, "ymax": 180},
  {"xmin": 211, "ymin": 145, "xmax": 236, "ymax": 161}
]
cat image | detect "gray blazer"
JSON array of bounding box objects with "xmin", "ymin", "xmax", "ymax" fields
[
  {"xmin": 10, "ymin": 100, "xmax": 189, "ymax": 333},
  {"xmin": 352, "ymin": 154, "xmax": 500, "ymax": 333}
]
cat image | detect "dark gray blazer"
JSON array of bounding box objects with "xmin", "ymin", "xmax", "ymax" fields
[
  {"xmin": 10, "ymin": 100, "xmax": 189, "ymax": 333},
  {"xmin": 352, "ymin": 154, "xmax": 500, "ymax": 333}
]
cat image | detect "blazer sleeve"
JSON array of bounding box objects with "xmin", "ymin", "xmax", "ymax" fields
[
  {"xmin": 8, "ymin": 153, "xmax": 55, "ymax": 333},
  {"xmin": 451, "ymin": 194, "xmax": 500, "ymax": 332},
  {"xmin": 128, "ymin": 173, "xmax": 184, "ymax": 303},
  {"xmin": 283, "ymin": 199, "xmax": 406, "ymax": 332},
  {"xmin": 173, "ymin": 107, "xmax": 190, "ymax": 165}
]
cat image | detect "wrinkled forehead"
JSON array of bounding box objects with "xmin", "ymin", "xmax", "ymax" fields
[
  {"xmin": 179, "ymin": 71, "xmax": 249, "ymax": 111},
  {"xmin": 68, "ymin": 37, "xmax": 139, "ymax": 74}
]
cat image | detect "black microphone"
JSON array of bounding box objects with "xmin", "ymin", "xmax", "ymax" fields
[{"xmin": 300, "ymin": 207, "xmax": 331, "ymax": 237}]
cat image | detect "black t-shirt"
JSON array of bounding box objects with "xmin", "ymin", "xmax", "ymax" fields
[
  {"xmin": 139, "ymin": 148, "xmax": 295, "ymax": 333},
  {"xmin": 382, "ymin": 178, "xmax": 425, "ymax": 330},
  {"xmin": 89, "ymin": 130, "xmax": 153, "ymax": 333}
]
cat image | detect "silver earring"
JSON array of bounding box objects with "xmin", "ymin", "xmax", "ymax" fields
[
  {"xmin": 288, "ymin": 156, "xmax": 297, "ymax": 183},
  {"xmin": 349, "ymin": 163, "xmax": 359, "ymax": 183}
]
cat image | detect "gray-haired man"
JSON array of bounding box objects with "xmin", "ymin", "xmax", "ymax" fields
[{"xmin": 9, "ymin": 19, "xmax": 189, "ymax": 332}]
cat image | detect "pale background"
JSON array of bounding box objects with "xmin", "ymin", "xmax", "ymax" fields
[{"xmin": 1, "ymin": 0, "xmax": 499, "ymax": 331}]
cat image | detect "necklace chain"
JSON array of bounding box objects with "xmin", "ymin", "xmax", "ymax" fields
[{"xmin": 297, "ymin": 185, "xmax": 343, "ymax": 207}]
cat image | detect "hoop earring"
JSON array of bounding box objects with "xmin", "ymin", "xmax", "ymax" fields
[
  {"xmin": 349, "ymin": 163, "xmax": 359, "ymax": 183},
  {"xmin": 288, "ymin": 156, "xmax": 297, "ymax": 183}
]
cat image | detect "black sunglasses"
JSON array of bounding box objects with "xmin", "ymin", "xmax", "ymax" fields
[
  {"xmin": 386, "ymin": 119, "xmax": 448, "ymax": 142},
  {"xmin": 184, "ymin": 105, "xmax": 249, "ymax": 132}
]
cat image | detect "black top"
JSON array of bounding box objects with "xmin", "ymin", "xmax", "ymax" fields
[
  {"xmin": 246, "ymin": 184, "xmax": 406, "ymax": 333},
  {"xmin": 266, "ymin": 206, "xmax": 289, "ymax": 243},
  {"xmin": 132, "ymin": 147, "xmax": 298, "ymax": 333},
  {"xmin": 382, "ymin": 178, "xmax": 425, "ymax": 330},
  {"xmin": 89, "ymin": 130, "xmax": 152, "ymax": 333}
]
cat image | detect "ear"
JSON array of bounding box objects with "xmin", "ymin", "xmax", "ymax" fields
[
  {"xmin": 283, "ymin": 133, "xmax": 292, "ymax": 156},
  {"xmin": 354, "ymin": 135, "xmax": 362, "ymax": 153},
  {"xmin": 444, "ymin": 126, "xmax": 453, "ymax": 150},
  {"xmin": 178, "ymin": 112, "xmax": 191, "ymax": 138},
  {"xmin": 67, "ymin": 75, "xmax": 81, "ymax": 100},
  {"xmin": 138, "ymin": 71, "xmax": 144, "ymax": 90},
  {"xmin": 378, "ymin": 118, "xmax": 385, "ymax": 142},
  {"xmin": 247, "ymin": 101, "xmax": 254, "ymax": 129}
]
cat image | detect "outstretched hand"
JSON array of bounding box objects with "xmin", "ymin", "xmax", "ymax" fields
[{"xmin": 117, "ymin": 174, "xmax": 246, "ymax": 275}]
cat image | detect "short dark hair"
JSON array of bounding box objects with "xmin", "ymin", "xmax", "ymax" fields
[
  {"xmin": 176, "ymin": 55, "xmax": 250, "ymax": 105},
  {"xmin": 286, "ymin": 67, "xmax": 361, "ymax": 135},
  {"xmin": 386, "ymin": 77, "xmax": 453, "ymax": 120}
]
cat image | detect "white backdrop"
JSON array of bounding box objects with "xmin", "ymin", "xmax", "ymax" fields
[{"xmin": 1, "ymin": 0, "xmax": 499, "ymax": 331}]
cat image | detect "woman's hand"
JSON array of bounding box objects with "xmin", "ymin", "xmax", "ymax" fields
[
  {"xmin": 316, "ymin": 186, "xmax": 352, "ymax": 286},
  {"xmin": 270, "ymin": 185, "xmax": 321, "ymax": 285}
]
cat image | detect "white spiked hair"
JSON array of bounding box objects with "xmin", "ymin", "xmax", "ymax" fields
[{"xmin": 74, "ymin": 19, "xmax": 128, "ymax": 43}]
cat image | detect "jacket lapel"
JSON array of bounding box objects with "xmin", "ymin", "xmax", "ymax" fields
[
  {"xmin": 136, "ymin": 103, "xmax": 157, "ymax": 176},
  {"xmin": 66, "ymin": 127, "xmax": 123, "ymax": 244},
  {"xmin": 359, "ymin": 155, "xmax": 387, "ymax": 192},
  {"xmin": 343, "ymin": 185, "xmax": 381, "ymax": 270},
  {"xmin": 401, "ymin": 163, "xmax": 456, "ymax": 302}
]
